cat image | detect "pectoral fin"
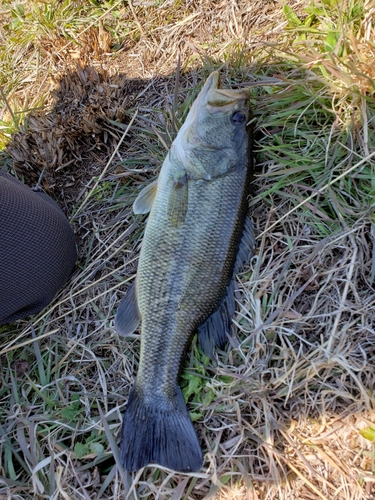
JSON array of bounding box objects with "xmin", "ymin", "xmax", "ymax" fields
[
  {"xmin": 133, "ymin": 180, "xmax": 158, "ymax": 214},
  {"xmin": 115, "ymin": 282, "xmax": 141, "ymax": 336},
  {"xmin": 167, "ymin": 174, "xmax": 189, "ymax": 227}
]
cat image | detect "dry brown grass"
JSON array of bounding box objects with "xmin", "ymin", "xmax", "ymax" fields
[{"xmin": 1, "ymin": 0, "xmax": 375, "ymax": 499}]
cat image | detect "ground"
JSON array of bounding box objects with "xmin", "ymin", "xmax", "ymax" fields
[{"xmin": 1, "ymin": 0, "xmax": 375, "ymax": 499}]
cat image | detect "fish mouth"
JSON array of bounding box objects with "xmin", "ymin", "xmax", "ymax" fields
[{"xmin": 198, "ymin": 71, "xmax": 249, "ymax": 112}]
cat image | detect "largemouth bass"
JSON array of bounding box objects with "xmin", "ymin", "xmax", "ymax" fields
[{"xmin": 115, "ymin": 71, "xmax": 255, "ymax": 472}]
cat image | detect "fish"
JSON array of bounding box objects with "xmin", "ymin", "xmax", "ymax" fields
[{"xmin": 115, "ymin": 71, "xmax": 255, "ymax": 473}]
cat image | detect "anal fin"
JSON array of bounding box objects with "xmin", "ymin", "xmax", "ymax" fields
[
  {"xmin": 235, "ymin": 216, "xmax": 256, "ymax": 272},
  {"xmin": 115, "ymin": 282, "xmax": 141, "ymax": 336}
]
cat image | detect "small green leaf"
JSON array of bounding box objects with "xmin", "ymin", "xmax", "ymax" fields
[
  {"xmin": 304, "ymin": 14, "xmax": 316, "ymax": 27},
  {"xmin": 74, "ymin": 442, "xmax": 89, "ymax": 459},
  {"xmin": 202, "ymin": 389, "xmax": 216, "ymax": 407},
  {"xmin": 182, "ymin": 375, "xmax": 204, "ymax": 400},
  {"xmin": 283, "ymin": 5, "xmax": 302, "ymax": 26},
  {"xmin": 325, "ymin": 31, "xmax": 338, "ymax": 52},
  {"xmin": 220, "ymin": 474, "xmax": 232, "ymax": 485},
  {"xmin": 60, "ymin": 395, "xmax": 81, "ymax": 420},
  {"xmin": 189, "ymin": 412, "xmax": 203, "ymax": 422},
  {"xmin": 360, "ymin": 427, "xmax": 375, "ymax": 442},
  {"xmin": 89, "ymin": 442, "xmax": 104, "ymax": 455},
  {"xmin": 305, "ymin": 5, "xmax": 325, "ymax": 16},
  {"xmin": 60, "ymin": 407, "xmax": 78, "ymax": 420}
]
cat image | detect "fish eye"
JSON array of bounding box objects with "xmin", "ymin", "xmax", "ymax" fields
[{"xmin": 231, "ymin": 111, "xmax": 246, "ymax": 125}]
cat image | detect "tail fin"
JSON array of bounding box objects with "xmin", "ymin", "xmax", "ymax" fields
[{"xmin": 120, "ymin": 385, "xmax": 202, "ymax": 472}]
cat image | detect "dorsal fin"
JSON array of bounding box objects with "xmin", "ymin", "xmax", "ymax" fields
[{"xmin": 198, "ymin": 217, "xmax": 255, "ymax": 357}]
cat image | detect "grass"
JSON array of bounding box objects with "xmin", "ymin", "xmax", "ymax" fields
[{"xmin": 1, "ymin": 0, "xmax": 375, "ymax": 498}]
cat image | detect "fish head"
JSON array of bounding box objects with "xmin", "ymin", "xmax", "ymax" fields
[{"xmin": 172, "ymin": 71, "xmax": 251, "ymax": 179}]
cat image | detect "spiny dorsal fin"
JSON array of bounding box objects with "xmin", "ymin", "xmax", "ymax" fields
[
  {"xmin": 115, "ymin": 282, "xmax": 141, "ymax": 336},
  {"xmin": 234, "ymin": 216, "xmax": 255, "ymax": 272},
  {"xmin": 198, "ymin": 217, "xmax": 255, "ymax": 357},
  {"xmin": 133, "ymin": 180, "xmax": 158, "ymax": 215},
  {"xmin": 197, "ymin": 279, "xmax": 236, "ymax": 357}
]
